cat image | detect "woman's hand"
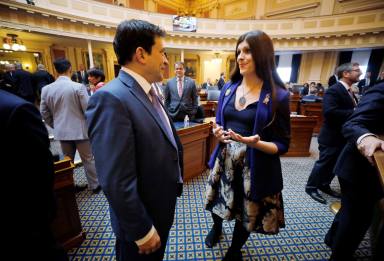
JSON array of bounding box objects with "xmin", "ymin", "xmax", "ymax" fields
[
  {"xmin": 212, "ymin": 123, "xmax": 231, "ymax": 144},
  {"xmin": 227, "ymin": 129, "xmax": 260, "ymax": 146}
]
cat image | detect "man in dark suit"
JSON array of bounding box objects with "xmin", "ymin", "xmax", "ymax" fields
[
  {"xmin": 0, "ymin": 89, "xmax": 67, "ymax": 260},
  {"xmin": 217, "ymin": 72, "xmax": 225, "ymax": 90},
  {"xmin": 71, "ymin": 64, "xmax": 89, "ymax": 85},
  {"xmin": 376, "ymin": 71, "xmax": 384, "ymax": 84},
  {"xmin": 164, "ymin": 61, "xmax": 198, "ymax": 121},
  {"xmin": 85, "ymin": 19, "xmax": 183, "ymax": 261},
  {"xmin": 305, "ymin": 62, "xmax": 361, "ymax": 204},
  {"xmin": 13, "ymin": 63, "xmax": 35, "ymax": 103},
  {"xmin": 328, "ymin": 73, "xmax": 338, "ymax": 87},
  {"xmin": 32, "ymin": 63, "xmax": 55, "ymax": 103},
  {"xmin": 325, "ymin": 82, "xmax": 384, "ymax": 260},
  {"xmin": 357, "ymin": 71, "xmax": 374, "ymax": 95},
  {"xmin": 0, "ymin": 63, "xmax": 17, "ymax": 94}
]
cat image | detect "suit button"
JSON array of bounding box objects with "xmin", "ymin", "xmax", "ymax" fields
[{"xmin": 173, "ymin": 155, "xmax": 178, "ymax": 161}]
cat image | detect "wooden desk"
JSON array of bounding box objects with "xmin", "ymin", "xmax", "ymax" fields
[
  {"xmin": 300, "ymin": 102, "xmax": 323, "ymax": 134},
  {"xmin": 201, "ymin": 101, "xmax": 218, "ymax": 118},
  {"xmin": 176, "ymin": 122, "xmax": 211, "ymax": 181},
  {"xmin": 289, "ymin": 94, "xmax": 301, "ymax": 114},
  {"xmin": 284, "ymin": 115, "xmax": 317, "ymax": 157},
  {"xmin": 198, "ymin": 91, "xmax": 207, "ymax": 101},
  {"xmin": 374, "ymin": 149, "xmax": 384, "ymax": 187},
  {"xmin": 51, "ymin": 157, "xmax": 85, "ymax": 250}
]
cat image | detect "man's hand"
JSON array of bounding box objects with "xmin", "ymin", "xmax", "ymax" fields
[
  {"xmin": 137, "ymin": 230, "xmax": 161, "ymax": 255},
  {"xmin": 357, "ymin": 135, "xmax": 384, "ymax": 165}
]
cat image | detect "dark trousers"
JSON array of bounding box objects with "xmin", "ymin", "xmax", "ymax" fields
[
  {"xmin": 306, "ymin": 144, "xmax": 343, "ymax": 190},
  {"xmin": 212, "ymin": 213, "xmax": 250, "ymax": 251},
  {"xmin": 115, "ymin": 228, "xmax": 170, "ymax": 261},
  {"xmin": 325, "ymin": 177, "xmax": 383, "ymax": 260}
]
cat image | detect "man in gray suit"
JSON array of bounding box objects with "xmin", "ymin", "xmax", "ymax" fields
[
  {"xmin": 164, "ymin": 61, "xmax": 198, "ymax": 121},
  {"xmin": 40, "ymin": 58, "xmax": 100, "ymax": 193}
]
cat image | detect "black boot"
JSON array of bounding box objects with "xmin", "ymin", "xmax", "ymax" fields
[
  {"xmin": 205, "ymin": 225, "xmax": 222, "ymax": 248},
  {"xmin": 223, "ymin": 247, "xmax": 242, "ymax": 261}
]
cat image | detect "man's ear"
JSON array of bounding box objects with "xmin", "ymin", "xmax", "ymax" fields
[{"xmin": 135, "ymin": 47, "xmax": 146, "ymax": 64}]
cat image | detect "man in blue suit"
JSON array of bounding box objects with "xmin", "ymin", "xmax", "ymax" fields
[
  {"xmin": 325, "ymin": 82, "xmax": 384, "ymax": 260},
  {"xmin": 85, "ymin": 20, "xmax": 183, "ymax": 261},
  {"xmin": 164, "ymin": 61, "xmax": 198, "ymax": 121},
  {"xmin": 305, "ymin": 63, "xmax": 361, "ymax": 204}
]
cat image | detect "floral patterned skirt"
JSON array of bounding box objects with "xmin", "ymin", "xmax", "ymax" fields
[{"xmin": 205, "ymin": 141, "xmax": 285, "ymax": 234}]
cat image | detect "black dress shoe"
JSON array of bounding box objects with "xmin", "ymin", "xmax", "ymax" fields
[
  {"xmin": 222, "ymin": 248, "xmax": 242, "ymax": 261},
  {"xmin": 74, "ymin": 185, "xmax": 87, "ymax": 193},
  {"xmin": 318, "ymin": 185, "xmax": 341, "ymax": 198},
  {"xmin": 205, "ymin": 226, "xmax": 222, "ymax": 248},
  {"xmin": 306, "ymin": 189, "xmax": 327, "ymax": 204},
  {"xmin": 92, "ymin": 186, "xmax": 102, "ymax": 194}
]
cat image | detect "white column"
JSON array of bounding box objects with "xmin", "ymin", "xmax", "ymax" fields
[
  {"xmin": 180, "ymin": 49, "xmax": 184, "ymax": 62},
  {"xmin": 87, "ymin": 40, "xmax": 94, "ymax": 68}
]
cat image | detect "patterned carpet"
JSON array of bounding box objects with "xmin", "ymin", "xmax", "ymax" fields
[{"xmin": 65, "ymin": 152, "xmax": 373, "ymax": 260}]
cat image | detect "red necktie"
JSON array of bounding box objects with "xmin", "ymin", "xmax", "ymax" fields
[
  {"xmin": 348, "ymin": 88, "xmax": 357, "ymax": 107},
  {"xmin": 177, "ymin": 78, "xmax": 183, "ymax": 97}
]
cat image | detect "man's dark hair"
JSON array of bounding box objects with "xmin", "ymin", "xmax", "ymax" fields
[
  {"xmin": 53, "ymin": 58, "xmax": 71, "ymax": 74},
  {"xmin": 113, "ymin": 19, "xmax": 166, "ymax": 66},
  {"xmin": 88, "ymin": 68, "xmax": 105, "ymax": 82}
]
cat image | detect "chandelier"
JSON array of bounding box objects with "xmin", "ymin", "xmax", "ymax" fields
[{"xmin": 3, "ymin": 33, "xmax": 27, "ymax": 51}]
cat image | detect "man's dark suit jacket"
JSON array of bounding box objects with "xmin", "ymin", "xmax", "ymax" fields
[
  {"xmin": 86, "ymin": 70, "xmax": 183, "ymax": 254},
  {"xmin": 0, "ymin": 90, "xmax": 66, "ymax": 259},
  {"xmin": 357, "ymin": 78, "xmax": 374, "ymax": 94},
  {"xmin": 33, "ymin": 70, "xmax": 55, "ymax": 93},
  {"xmin": 0, "ymin": 71, "xmax": 17, "ymax": 94},
  {"xmin": 164, "ymin": 76, "xmax": 198, "ymax": 121},
  {"xmin": 328, "ymin": 75, "xmax": 338, "ymax": 87},
  {"xmin": 13, "ymin": 68, "xmax": 35, "ymax": 102},
  {"xmin": 318, "ymin": 82, "xmax": 357, "ymax": 147},
  {"xmin": 217, "ymin": 77, "xmax": 225, "ymax": 90},
  {"xmin": 72, "ymin": 70, "xmax": 89, "ymax": 85},
  {"xmin": 335, "ymin": 83, "xmax": 384, "ymax": 184}
]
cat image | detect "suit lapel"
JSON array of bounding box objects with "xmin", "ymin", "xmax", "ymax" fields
[{"xmin": 118, "ymin": 71, "xmax": 177, "ymax": 149}]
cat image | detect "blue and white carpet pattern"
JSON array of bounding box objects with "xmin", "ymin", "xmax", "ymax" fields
[{"xmin": 66, "ymin": 156, "xmax": 372, "ymax": 260}]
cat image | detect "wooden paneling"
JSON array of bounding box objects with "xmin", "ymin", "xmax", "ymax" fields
[
  {"xmin": 201, "ymin": 101, "xmax": 218, "ymax": 118},
  {"xmin": 51, "ymin": 157, "xmax": 85, "ymax": 250},
  {"xmin": 177, "ymin": 123, "xmax": 210, "ymax": 180},
  {"xmin": 284, "ymin": 115, "xmax": 317, "ymax": 156},
  {"xmin": 301, "ymin": 102, "xmax": 323, "ymax": 134}
]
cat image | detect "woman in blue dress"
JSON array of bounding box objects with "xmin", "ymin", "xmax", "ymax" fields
[{"xmin": 205, "ymin": 30, "xmax": 291, "ymax": 260}]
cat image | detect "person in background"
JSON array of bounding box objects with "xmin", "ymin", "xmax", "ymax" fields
[
  {"xmin": 204, "ymin": 30, "xmax": 290, "ymax": 260},
  {"xmin": 87, "ymin": 68, "xmax": 105, "ymax": 94},
  {"xmin": 357, "ymin": 71, "xmax": 374, "ymax": 95},
  {"xmin": 0, "ymin": 89, "xmax": 68, "ymax": 260},
  {"xmin": 300, "ymin": 82, "xmax": 309, "ymax": 96},
  {"xmin": 328, "ymin": 72, "xmax": 338, "ymax": 87},
  {"xmin": 86, "ymin": 19, "xmax": 183, "ymax": 261},
  {"xmin": 305, "ymin": 62, "xmax": 361, "ymax": 204},
  {"xmin": 0, "ymin": 63, "xmax": 17, "ymax": 94},
  {"xmin": 201, "ymin": 78, "xmax": 213, "ymax": 89},
  {"xmin": 40, "ymin": 58, "xmax": 101, "ymax": 194},
  {"xmin": 33, "ymin": 63, "xmax": 55, "ymax": 103},
  {"xmin": 316, "ymin": 82, "xmax": 325, "ymax": 95},
  {"xmin": 13, "ymin": 62, "xmax": 35, "ymax": 103},
  {"xmin": 71, "ymin": 64, "xmax": 89, "ymax": 85},
  {"xmin": 164, "ymin": 61, "xmax": 198, "ymax": 121},
  {"xmin": 217, "ymin": 72, "xmax": 225, "ymax": 90},
  {"xmin": 325, "ymin": 82, "xmax": 384, "ymax": 260},
  {"xmin": 301, "ymin": 84, "xmax": 322, "ymax": 103},
  {"xmin": 376, "ymin": 71, "xmax": 384, "ymax": 84}
]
